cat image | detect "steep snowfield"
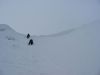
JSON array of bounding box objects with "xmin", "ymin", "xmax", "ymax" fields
[{"xmin": 0, "ymin": 21, "xmax": 100, "ymax": 75}]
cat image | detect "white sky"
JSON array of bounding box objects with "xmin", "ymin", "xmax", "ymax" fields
[{"xmin": 0, "ymin": 0, "xmax": 100, "ymax": 35}]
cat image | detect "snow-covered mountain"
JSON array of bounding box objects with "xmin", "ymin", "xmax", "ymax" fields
[{"xmin": 0, "ymin": 21, "xmax": 100, "ymax": 75}]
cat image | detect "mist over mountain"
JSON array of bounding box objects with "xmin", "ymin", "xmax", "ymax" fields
[{"xmin": 0, "ymin": 0, "xmax": 100, "ymax": 35}]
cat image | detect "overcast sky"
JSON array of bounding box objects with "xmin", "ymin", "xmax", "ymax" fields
[{"xmin": 0, "ymin": 0, "xmax": 100, "ymax": 35}]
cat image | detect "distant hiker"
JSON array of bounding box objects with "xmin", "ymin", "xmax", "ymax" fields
[
  {"xmin": 27, "ymin": 33, "xmax": 30, "ymax": 39},
  {"xmin": 28, "ymin": 39, "xmax": 34, "ymax": 45}
]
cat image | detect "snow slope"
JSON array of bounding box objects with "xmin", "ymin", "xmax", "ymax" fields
[{"xmin": 0, "ymin": 21, "xmax": 100, "ymax": 75}]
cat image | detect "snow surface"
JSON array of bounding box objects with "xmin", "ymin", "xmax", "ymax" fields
[{"xmin": 0, "ymin": 21, "xmax": 100, "ymax": 75}]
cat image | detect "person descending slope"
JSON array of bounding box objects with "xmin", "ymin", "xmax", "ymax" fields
[
  {"xmin": 27, "ymin": 33, "xmax": 30, "ymax": 39},
  {"xmin": 28, "ymin": 39, "xmax": 34, "ymax": 45},
  {"xmin": 26, "ymin": 33, "xmax": 34, "ymax": 45}
]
